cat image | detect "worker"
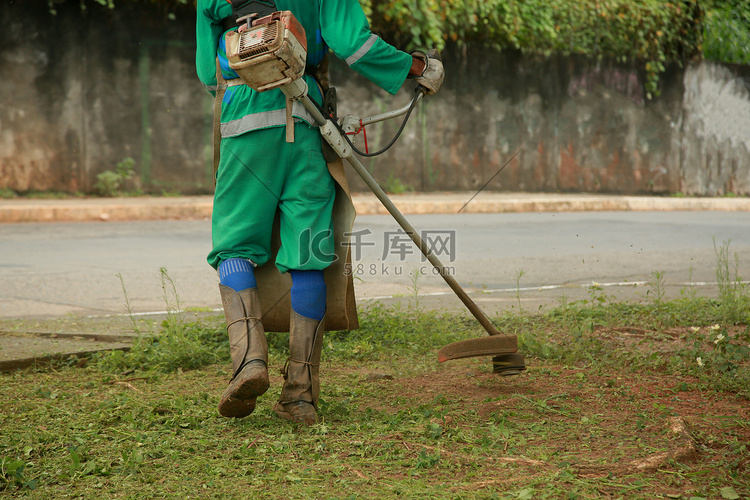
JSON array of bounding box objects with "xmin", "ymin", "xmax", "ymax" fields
[{"xmin": 196, "ymin": 0, "xmax": 443, "ymax": 425}]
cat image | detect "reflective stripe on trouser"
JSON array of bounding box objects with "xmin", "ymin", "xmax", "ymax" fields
[{"xmin": 208, "ymin": 123, "xmax": 336, "ymax": 272}]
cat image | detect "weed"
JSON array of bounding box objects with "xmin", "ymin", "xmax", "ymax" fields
[
  {"xmin": 0, "ymin": 456, "xmax": 36, "ymax": 491},
  {"xmin": 326, "ymin": 301, "xmax": 477, "ymax": 364},
  {"xmin": 514, "ymin": 269, "xmax": 526, "ymax": 310},
  {"xmin": 681, "ymin": 266, "xmax": 698, "ymax": 300},
  {"xmin": 159, "ymin": 267, "xmax": 184, "ymax": 333},
  {"xmin": 646, "ymin": 270, "xmax": 666, "ymax": 307},
  {"xmin": 116, "ymin": 272, "xmax": 142, "ymax": 336},
  {"xmin": 95, "ymin": 315, "xmax": 228, "ymax": 374},
  {"xmin": 507, "ymin": 257, "xmax": 749, "ymax": 393},
  {"xmin": 676, "ymin": 324, "xmax": 750, "ymax": 396},
  {"xmin": 414, "ymin": 449, "xmax": 440, "ymax": 468},
  {"xmin": 406, "ymin": 267, "xmax": 425, "ymax": 318},
  {"xmin": 586, "ymin": 281, "xmax": 607, "ymax": 308},
  {"xmin": 714, "ymin": 238, "xmax": 750, "ymax": 323},
  {"xmin": 94, "ymin": 157, "xmax": 140, "ymax": 197},
  {"xmin": 96, "ymin": 269, "xmax": 227, "ymax": 373},
  {"xmin": 380, "ymin": 173, "xmax": 413, "ymax": 194}
]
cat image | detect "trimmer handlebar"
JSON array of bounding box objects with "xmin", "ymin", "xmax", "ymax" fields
[{"xmin": 341, "ymin": 92, "xmax": 424, "ymax": 134}]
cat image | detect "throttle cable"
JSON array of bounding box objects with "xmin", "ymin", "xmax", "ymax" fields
[{"xmin": 314, "ymin": 86, "xmax": 424, "ymax": 158}]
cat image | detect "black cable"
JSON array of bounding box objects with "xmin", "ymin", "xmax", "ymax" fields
[{"xmin": 313, "ymin": 86, "xmax": 424, "ymax": 158}]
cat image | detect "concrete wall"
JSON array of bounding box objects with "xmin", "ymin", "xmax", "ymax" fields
[
  {"xmin": 2, "ymin": 1, "xmax": 749, "ymax": 195},
  {"xmin": 680, "ymin": 62, "xmax": 750, "ymax": 196},
  {"xmin": 335, "ymin": 49, "xmax": 686, "ymax": 194},
  {"xmin": 0, "ymin": 0, "xmax": 212, "ymax": 194}
]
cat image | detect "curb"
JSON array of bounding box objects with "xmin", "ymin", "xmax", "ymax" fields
[
  {"xmin": 0, "ymin": 333, "xmax": 132, "ymax": 372},
  {"xmin": 350, "ymin": 193, "xmax": 750, "ymax": 215},
  {"xmin": 1, "ymin": 193, "xmax": 750, "ymax": 223},
  {"xmin": 2, "ymin": 192, "xmax": 748, "ymax": 370},
  {"xmin": 0, "ymin": 347, "xmax": 131, "ymax": 372},
  {"xmin": 0, "ymin": 196, "xmax": 214, "ymax": 223}
]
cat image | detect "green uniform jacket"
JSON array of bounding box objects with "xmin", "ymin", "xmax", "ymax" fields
[{"xmin": 196, "ymin": 0, "xmax": 413, "ymax": 138}]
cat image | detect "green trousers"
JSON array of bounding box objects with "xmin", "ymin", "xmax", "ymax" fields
[{"xmin": 208, "ymin": 123, "xmax": 336, "ymax": 273}]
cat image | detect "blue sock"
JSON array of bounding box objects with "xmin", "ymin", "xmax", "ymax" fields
[
  {"xmin": 290, "ymin": 270, "xmax": 326, "ymax": 321},
  {"xmin": 218, "ymin": 258, "xmax": 257, "ymax": 291}
]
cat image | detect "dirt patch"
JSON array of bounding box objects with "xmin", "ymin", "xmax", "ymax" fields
[{"xmin": 338, "ymin": 353, "xmax": 749, "ymax": 497}]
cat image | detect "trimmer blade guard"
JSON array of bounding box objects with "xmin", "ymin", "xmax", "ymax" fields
[{"xmin": 437, "ymin": 334, "xmax": 518, "ymax": 363}]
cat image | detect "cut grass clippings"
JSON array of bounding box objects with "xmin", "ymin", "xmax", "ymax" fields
[{"xmin": 1, "ymin": 293, "xmax": 749, "ymax": 499}]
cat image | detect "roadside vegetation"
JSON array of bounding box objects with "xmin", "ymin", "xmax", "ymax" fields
[
  {"xmin": 60, "ymin": 0, "xmax": 749, "ymax": 99},
  {"xmin": 15, "ymin": 0, "xmax": 746, "ymax": 200},
  {"xmin": 93, "ymin": 158, "xmax": 141, "ymax": 198},
  {"xmin": 702, "ymin": 0, "xmax": 750, "ymax": 65},
  {"xmin": 2, "ymin": 243, "xmax": 749, "ymax": 498}
]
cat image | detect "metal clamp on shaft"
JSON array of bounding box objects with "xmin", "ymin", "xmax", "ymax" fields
[
  {"xmin": 319, "ymin": 121, "xmax": 352, "ymax": 159},
  {"xmin": 280, "ymin": 79, "xmax": 309, "ymax": 142},
  {"xmin": 280, "ymin": 78, "xmax": 308, "ymax": 101}
]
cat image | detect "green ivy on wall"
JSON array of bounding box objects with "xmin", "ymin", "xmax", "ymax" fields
[
  {"xmin": 702, "ymin": 0, "xmax": 750, "ymax": 65},
  {"xmin": 56, "ymin": 0, "xmax": 748, "ymax": 98},
  {"xmin": 48, "ymin": 0, "xmax": 189, "ymax": 19},
  {"xmin": 361, "ymin": 0, "xmax": 702, "ymax": 99}
]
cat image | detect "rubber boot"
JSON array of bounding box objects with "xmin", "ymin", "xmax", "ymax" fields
[
  {"xmin": 273, "ymin": 311, "xmax": 325, "ymax": 425},
  {"xmin": 218, "ymin": 284, "xmax": 270, "ymax": 418}
]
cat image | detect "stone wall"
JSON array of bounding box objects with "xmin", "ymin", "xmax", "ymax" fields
[
  {"xmin": 1, "ymin": 1, "xmax": 749, "ymax": 195},
  {"xmin": 334, "ymin": 49, "xmax": 686, "ymax": 194},
  {"xmin": 680, "ymin": 63, "xmax": 750, "ymax": 196},
  {"xmin": 0, "ymin": 0, "xmax": 212, "ymax": 194}
]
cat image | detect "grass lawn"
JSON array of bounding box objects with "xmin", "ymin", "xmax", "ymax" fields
[{"xmin": 2, "ymin": 280, "xmax": 749, "ymax": 499}]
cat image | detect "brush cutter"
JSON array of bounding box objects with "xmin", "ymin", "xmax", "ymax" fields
[
  {"xmin": 226, "ymin": 11, "xmax": 525, "ymax": 375},
  {"xmin": 329, "ymin": 91, "xmax": 526, "ymax": 376}
]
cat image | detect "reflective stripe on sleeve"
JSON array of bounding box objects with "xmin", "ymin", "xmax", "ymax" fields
[{"xmin": 345, "ymin": 34, "xmax": 378, "ymax": 67}]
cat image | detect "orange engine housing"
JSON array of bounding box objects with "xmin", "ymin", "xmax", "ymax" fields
[{"xmin": 225, "ymin": 10, "xmax": 307, "ymax": 92}]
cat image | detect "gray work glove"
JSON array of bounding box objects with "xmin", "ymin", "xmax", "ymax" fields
[{"xmin": 410, "ymin": 49, "xmax": 444, "ymax": 95}]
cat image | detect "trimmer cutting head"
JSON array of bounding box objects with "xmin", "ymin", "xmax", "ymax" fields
[
  {"xmin": 492, "ymin": 352, "xmax": 526, "ymax": 376},
  {"xmin": 437, "ymin": 334, "xmax": 526, "ymax": 376}
]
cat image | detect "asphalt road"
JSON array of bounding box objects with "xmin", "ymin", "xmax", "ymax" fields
[{"xmin": 1, "ymin": 212, "xmax": 749, "ymax": 319}]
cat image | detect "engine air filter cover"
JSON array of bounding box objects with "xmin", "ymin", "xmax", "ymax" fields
[{"xmin": 225, "ymin": 10, "xmax": 307, "ymax": 92}]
